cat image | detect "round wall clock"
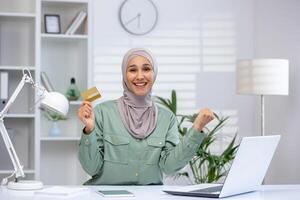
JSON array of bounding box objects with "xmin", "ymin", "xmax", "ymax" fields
[{"xmin": 119, "ymin": 0, "xmax": 158, "ymax": 35}]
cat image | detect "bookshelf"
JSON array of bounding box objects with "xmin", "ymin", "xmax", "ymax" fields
[
  {"xmin": 0, "ymin": 0, "xmax": 39, "ymax": 182},
  {"xmin": 40, "ymin": 0, "xmax": 91, "ymax": 185},
  {"xmin": 0, "ymin": 0, "xmax": 91, "ymax": 185}
]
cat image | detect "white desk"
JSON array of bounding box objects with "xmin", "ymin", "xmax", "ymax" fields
[{"xmin": 1, "ymin": 185, "xmax": 299, "ymax": 199}]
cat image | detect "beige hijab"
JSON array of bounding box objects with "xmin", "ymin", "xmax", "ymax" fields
[{"xmin": 117, "ymin": 48, "xmax": 158, "ymax": 139}]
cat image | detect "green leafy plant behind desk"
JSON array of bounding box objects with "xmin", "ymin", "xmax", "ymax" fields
[{"xmin": 155, "ymin": 90, "xmax": 239, "ymax": 184}]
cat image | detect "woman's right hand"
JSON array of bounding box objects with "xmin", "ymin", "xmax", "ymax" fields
[{"xmin": 78, "ymin": 101, "xmax": 95, "ymax": 134}]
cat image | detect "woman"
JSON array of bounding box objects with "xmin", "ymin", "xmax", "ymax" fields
[{"xmin": 78, "ymin": 48, "xmax": 214, "ymax": 185}]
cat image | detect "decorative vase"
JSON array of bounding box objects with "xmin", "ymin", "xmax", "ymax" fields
[
  {"xmin": 49, "ymin": 121, "xmax": 61, "ymax": 137},
  {"xmin": 65, "ymin": 77, "xmax": 80, "ymax": 101}
]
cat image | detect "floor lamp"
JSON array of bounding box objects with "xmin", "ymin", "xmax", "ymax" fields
[{"xmin": 236, "ymin": 59, "xmax": 289, "ymax": 136}]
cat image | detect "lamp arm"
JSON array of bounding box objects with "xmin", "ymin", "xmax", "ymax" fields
[
  {"xmin": 0, "ymin": 70, "xmax": 35, "ymax": 183},
  {"xmin": 0, "ymin": 121, "xmax": 24, "ymax": 180}
]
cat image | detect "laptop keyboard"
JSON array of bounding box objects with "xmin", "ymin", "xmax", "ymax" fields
[{"xmin": 191, "ymin": 185, "xmax": 223, "ymax": 194}]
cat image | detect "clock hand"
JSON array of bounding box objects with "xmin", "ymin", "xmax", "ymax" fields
[
  {"xmin": 125, "ymin": 13, "xmax": 140, "ymax": 26},
  {"xmin": 137, "ymin": 13, "xmax": 141, "ymax": 28}
]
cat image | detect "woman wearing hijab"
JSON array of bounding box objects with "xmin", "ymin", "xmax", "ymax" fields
[{"xmin": 78, "ymin": 48, "xmax": 214, "ymax": 185}]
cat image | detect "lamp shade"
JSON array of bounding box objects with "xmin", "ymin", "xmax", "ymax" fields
[
  {"xmin": 236, "ymin": 59, "xmax": 289, "ymax": 95},
  {"xmin": 41, "ymin": 92, "xmax": 69, "ymax": 116}
]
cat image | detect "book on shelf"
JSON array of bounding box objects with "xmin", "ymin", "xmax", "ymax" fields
[
  {"xmin": 0, "ymin": 71, "xmax": 8, "ymax": 110},
  {"xmin": 41, "ymin": 71, "xmax": 55, "ymax": 92},
  {"xmin": 65, "ymin": 11, "xmax": 87, "ymax": 35}
]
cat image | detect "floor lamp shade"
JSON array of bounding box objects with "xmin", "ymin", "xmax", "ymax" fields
[
  {"xmin": 236, "ymin": 58, "xmax": 289, "ymax": 139},
  {"xmin": 236, "ymin": 59, "xmax": 289, "ymax": 96}
]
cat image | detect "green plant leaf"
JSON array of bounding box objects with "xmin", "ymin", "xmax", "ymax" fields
[
  {"xmin": 156, "ymin": 90, "xmax": 239, "ymax": 184},
  {"xmin": 171, "ymin": 90, "xmax": 177, "ymax": 115}
]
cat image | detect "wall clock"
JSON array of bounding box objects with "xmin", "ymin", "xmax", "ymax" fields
[{"xmin": 119, "ymin": 0, "xmax": 158, "ymax": 35}]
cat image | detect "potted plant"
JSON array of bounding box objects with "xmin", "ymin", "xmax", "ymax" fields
[{"xmin": 155, "ymin": 90, "xmax": 239, "ymax": 184}]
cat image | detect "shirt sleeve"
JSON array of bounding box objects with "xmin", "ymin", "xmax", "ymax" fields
[
  {"xmin": 159, "ymin": 113, "xmax": 205, "ymax": 175},
  {"xmin": 78, "ymin": 107, "xmax": 104, "ymax": 177}
]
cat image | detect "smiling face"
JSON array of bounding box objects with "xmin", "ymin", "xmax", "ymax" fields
[{"xmin": 126, "ymin": 55, "xmax": 155, "ymax": 96}]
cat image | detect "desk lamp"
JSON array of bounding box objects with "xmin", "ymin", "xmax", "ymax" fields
[
  {"xmin": 0, "ymin": 69, "xmax": 69, "ymax": 190},
  {"xmin": 236, "ymin": 59, "xmax": 289, "ymax": 136}
]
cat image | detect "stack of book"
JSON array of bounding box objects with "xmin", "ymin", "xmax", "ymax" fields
[{"xmin": 65, "ymin": 11, "xmax": 87, "ymax": 35}]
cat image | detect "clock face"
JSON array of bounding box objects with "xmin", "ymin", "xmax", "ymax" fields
[{"xmin": 119, "ymin": 0, "xmax": 158, "ymax": 35}]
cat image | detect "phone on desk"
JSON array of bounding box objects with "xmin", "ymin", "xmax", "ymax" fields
[{"xmin": 97, "ymin": 190, "xmax": 135, "ymax": 197}]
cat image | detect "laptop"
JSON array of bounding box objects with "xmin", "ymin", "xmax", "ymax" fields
[{"xmin": 163, "ymin": 135, "xmax": 280, "ymax": 198}]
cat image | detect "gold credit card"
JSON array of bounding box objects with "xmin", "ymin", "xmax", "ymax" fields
[{"xmin": 80, "ymin": 87, "xmax": 101, "ymax": 102}]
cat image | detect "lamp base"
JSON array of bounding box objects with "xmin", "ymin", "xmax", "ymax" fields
[{"xmin": 7, "ymin": 180, "xmax": 43, "ymax": 190}]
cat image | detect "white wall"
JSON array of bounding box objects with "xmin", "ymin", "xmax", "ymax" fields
[{"xmin": 254, "ymin": 0, "xmax": 300, "ymax": 184}]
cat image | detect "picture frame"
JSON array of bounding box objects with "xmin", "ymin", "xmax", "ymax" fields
[{"xmin": 44, "ymin": 14, "xmax": 61, "ymax": 34}]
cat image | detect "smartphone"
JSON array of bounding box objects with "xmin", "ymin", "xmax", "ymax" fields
[{"xmin": 97, "ymin": 190, "xmax": 135, "ymax": 197}]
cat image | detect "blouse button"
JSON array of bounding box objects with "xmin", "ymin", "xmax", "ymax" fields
[{"xmin": 85, "ymin": 139, "xmax": 89, "ymax": 145}]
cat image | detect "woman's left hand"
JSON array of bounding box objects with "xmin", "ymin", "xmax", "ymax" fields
[{"xmin": 193, "ymin": 108, "xmax": 214, "ymax": 132}]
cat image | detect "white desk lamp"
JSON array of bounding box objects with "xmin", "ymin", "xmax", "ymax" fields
[
  {"xmin": 236, "ymin": 59, "xmax": 289, "ymax": 136},
  {"xmin": 0, "ymin": 69, "xmax": 69, "ymax": 190}
]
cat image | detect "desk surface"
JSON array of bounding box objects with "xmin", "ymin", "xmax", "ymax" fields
[{"xmin": 1, "ymin": 185, "xmax": 300, "ymax": 199}]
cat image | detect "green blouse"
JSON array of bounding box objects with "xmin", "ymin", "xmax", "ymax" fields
[{"xmin": 78, "ymin": 100, "xmax": 204, "ymax": 185}]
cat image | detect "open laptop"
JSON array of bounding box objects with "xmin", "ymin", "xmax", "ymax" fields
[{"xmin": 163, "ymin": 135, "xmax": 280, "ymax": 198}]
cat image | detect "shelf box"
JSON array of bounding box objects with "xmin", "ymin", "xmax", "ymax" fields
[
  {"xmin": 41, "ymin": 1, "xmax": 88, "ymax": 35},
  {"xmin": 0, "ymin": 18, "xmax": 35, "ymax": 66},
  {"xmin": 1, "ymin": 71, "xmax": 36, "ymax": 114},
  {"xmin": 0, "ymin": 0, "xmax": 36, "ymax": 14},
  {"xmin": 1, "ymin": 118, "xmax": 35, "ymax": 171},
  {"xmin": 41, "ymin": 110, "xmax": 84, "ymax": 139},
  {"xmin": 41, "ymin": 40, "xmax": 87, "ymax": 95},
  {"xmin": 41, "ymin": 142, "xmax": 86, "ymax": 185}
]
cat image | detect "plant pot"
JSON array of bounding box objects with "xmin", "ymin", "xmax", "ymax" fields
[{"xmin": 49, "ymin": 121, "xmax": 61, "ymax": 137}]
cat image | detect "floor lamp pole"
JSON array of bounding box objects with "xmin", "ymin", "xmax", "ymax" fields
[
  {"xmin": 261, "ymin": 95, "xmax": 265, "ymax": 185},
  {"xmin": 261, "ymin": 95, "xmax": 265, "ymax": 137}
]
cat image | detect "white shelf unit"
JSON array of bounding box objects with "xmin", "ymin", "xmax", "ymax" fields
[
  {"xmin": 0, "ymin": 0, "xmax": 39, "ymax": 182},
  {"xmin": 41, "ymin": 33, "xmax": 88, "ymax": 40},
  {"xmin": 0, "ymin": 66, "xmax": 36, "ymax": 71},
  {"xmin": 40, "ymin": 0, "xmax": 91, "ymax": 185},
  {"xmin": 40, "ymin": 136, "xmax": 81, "ymax": 141},
  {"xmin": 0, "ymin": 0, "xmax": 91, "ymax": 185},
  {"xmin": 4, "ymin": 114, "xmax": 35, "ymax": 118},
  {"xmin": 0, "ymin": 169, "xmax": 35, "ymax": 174}
]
